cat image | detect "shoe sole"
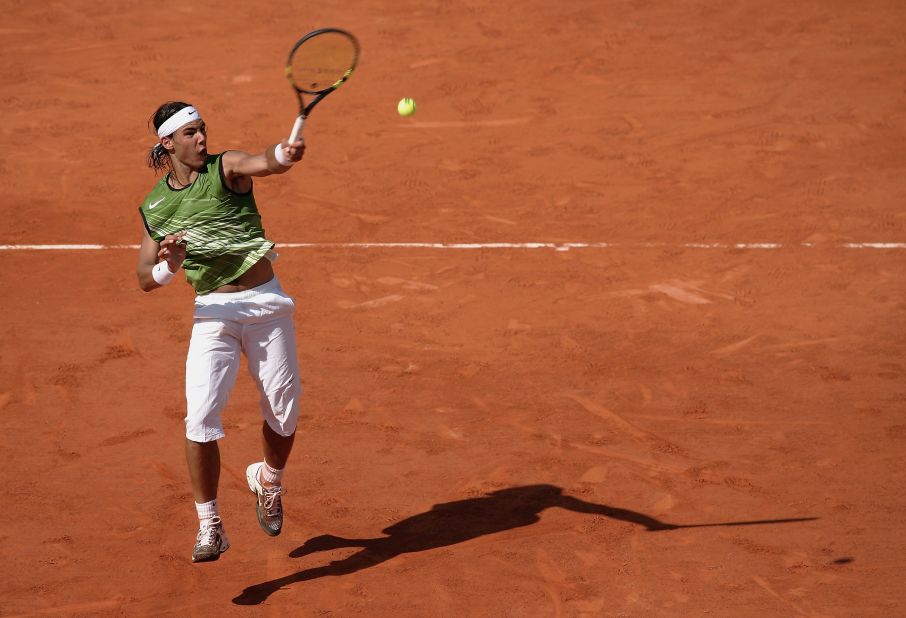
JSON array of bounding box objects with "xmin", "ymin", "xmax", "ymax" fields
[{"xmin": 192, "ymin": 539, "xmax": 230, "ymax": 563}]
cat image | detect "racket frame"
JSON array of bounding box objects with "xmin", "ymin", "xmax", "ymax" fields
[{"xmin": 285, "ymin": 27, "xmax": 360, "ymax": 142}]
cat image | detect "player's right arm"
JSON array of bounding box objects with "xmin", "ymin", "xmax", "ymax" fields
[{"xmin": 136, "ymin": 226, "xmax": 186, "ymax": 292}]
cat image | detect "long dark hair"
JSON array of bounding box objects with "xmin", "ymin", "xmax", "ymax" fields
[{"xmin": 146, "ymin": 101, "xmax": 192, "ymax": 172}]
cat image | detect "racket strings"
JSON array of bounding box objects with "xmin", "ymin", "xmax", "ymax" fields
[{"xmin": 288, "ymin": 32, "xmax": 358, "ymax": 93}]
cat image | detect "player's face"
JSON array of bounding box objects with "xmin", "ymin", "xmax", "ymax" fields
[{"xmin": 169, "ymin": 120, "xmax": 208, "ymax": 168}]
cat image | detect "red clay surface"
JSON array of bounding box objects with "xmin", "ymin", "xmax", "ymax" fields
[{"xmin": 2, "ymin": 1, "xmax": 906, "ymax": 616}]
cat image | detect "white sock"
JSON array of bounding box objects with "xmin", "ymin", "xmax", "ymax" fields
[
  {"xmin": 196, "ymin": 499, "xmax": 219, "ymax": 526},
  {"xmin": 260, "ymin": 461, "xmax": 284, "ymax": 485}
]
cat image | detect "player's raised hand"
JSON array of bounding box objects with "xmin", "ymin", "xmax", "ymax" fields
[{"xmin": 279, "ymin": 138, "xmax": 306, "ymax": 164}]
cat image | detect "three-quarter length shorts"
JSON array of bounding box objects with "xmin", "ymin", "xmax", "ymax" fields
[{"xmin": 184, "ymin": 276, "xmax": 302, "ymax": 442}]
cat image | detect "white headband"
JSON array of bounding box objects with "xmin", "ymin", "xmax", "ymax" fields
[{"xmin": 156, "ymin": 106, "xmax": 202, "ymax": 140}]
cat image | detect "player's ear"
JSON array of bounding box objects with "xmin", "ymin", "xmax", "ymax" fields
[{"xmin": 160, "ymin": 135, "xmax": 175, "ymax": 152}]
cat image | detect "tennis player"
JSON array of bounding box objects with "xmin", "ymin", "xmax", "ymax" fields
[{"xmin": 136, "ymin": 101, "xmax": 305, "ymax": 562}]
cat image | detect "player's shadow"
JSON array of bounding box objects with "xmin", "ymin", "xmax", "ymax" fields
[{"xmin": 232, "ymin": 484, "xmax": 817, "ymax": 605}]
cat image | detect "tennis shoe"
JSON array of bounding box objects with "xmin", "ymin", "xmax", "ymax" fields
[
  {"xmin": 246, "ymin": 462, "xmax": 284, "ymax": 537},
  {"xmin": 192, "ymin": 516, "xmax": 230, "ymax": 563}
]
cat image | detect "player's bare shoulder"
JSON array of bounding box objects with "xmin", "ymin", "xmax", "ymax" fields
[{"xmin": 219, "ymin": 150, "xmax": 255, "ymax": 193}]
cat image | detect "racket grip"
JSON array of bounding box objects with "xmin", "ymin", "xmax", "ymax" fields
[{"xmin": 289, "ymin": 115, "xmax": 306, "ymax": 143}]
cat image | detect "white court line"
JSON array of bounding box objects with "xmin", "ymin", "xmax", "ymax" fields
[
  {"xmin": 840, "ymin": 243, "xmax": 906, "ymax": 249},
  {"xmin": 0, "ymin": 244, "xmax": 140, "ymax": 250},
  {"xmin": 0, "ymin": 242, "xmax": 905, "ymax": 252}
]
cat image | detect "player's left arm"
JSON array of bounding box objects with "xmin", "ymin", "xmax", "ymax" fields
[{"xmin": 222, "ymin": 138, "xmax": 306, "ymax": 183}]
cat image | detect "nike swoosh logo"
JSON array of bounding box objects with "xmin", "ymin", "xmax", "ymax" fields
[{"xmin": 148, "ymin": 198, "xmax": 165, "ymax": 209}]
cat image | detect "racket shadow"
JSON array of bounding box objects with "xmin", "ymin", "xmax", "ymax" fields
[{"xmin": 232, "ymin": 484, "xmax": 817, "ymax": 605}]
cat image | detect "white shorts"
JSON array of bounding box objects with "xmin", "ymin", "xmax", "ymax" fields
[{"xmin": 184, "ymin": 276, "xmax": 302, "ymax": 442}]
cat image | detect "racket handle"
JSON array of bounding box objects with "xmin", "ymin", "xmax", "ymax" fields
[{"xmin": 289, "ymin": 114, "xmax": 306, "ymax": 143}]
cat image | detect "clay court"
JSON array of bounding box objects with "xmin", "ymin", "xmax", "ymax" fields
[{"xmin": 2, "ymin": 0, "xmax": 905, "ymax": 615}]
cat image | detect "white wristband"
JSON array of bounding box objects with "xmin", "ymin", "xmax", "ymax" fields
[
  {"xmin": 152, "ymin": 261, "xmax": 176, "ymax": 285},
  {"xmin": 274, "ymin": 144, "xmax": 293, "ymax": 166}
]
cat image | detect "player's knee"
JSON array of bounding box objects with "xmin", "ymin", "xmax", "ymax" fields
[
  {"xmin": 184, "ymin": 418, "xmax": 225, "ymax": 442},
  {"xmin": 265, "ymin": 413, "xmax": 298, "ymax": 437},
  {"xmin": 262, "ymin": 380, "xmax": 301, "ymax": 436}
]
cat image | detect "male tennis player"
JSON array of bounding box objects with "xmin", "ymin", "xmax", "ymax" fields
[{"xmin": 136, "ymin": 101, "xmax": 305, "ymax": 562}]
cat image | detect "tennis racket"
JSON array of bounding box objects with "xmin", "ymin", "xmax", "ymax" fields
[{"xmin": 286, "ymin": 28, "xmax": 360, "ymax": 142}]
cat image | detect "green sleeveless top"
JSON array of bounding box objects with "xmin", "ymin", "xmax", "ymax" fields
[{"xmin": 139, "ymin": 153, "xmax": 274, "ymax": 295}]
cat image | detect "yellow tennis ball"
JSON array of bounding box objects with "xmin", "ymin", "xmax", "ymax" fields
[{"xmin": 397, "ymin": 97, "xmax": 416, "ymax": 117}]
